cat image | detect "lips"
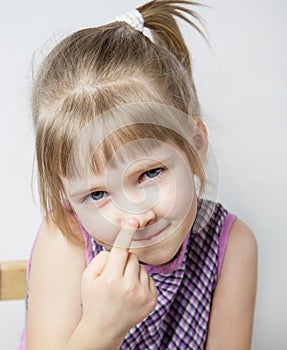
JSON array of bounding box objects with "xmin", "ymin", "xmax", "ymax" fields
[
  {"xmin": 133, "ymin": 228, "xmax": 164, "ymax": 242},
  {"xmin": 132, "ymin": 221, "xmax": 169, "ymax": 243}
]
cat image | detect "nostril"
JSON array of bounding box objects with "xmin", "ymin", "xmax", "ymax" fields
[{"xmin": 145, "ymin": 218, "xmax": 154, "ymax": 227}]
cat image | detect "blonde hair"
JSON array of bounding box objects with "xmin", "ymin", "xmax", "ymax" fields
[{"xmin": 32, "ymin": 0, "xmax": 207, "ymax": 241}]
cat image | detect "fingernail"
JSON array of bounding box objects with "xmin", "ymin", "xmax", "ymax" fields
[{"xmin": 128, "ymin": 218, "xmax": 138, "ymax": 227}]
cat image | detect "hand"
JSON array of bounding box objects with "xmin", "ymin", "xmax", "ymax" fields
[{"xmin": 79, "ymin": 219, "xmax": 157, "ymax": 347}]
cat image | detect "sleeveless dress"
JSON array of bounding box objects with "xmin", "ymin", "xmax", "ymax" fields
[{"xmin": 18, "ymin": 199, "xmax": 236, "ymax": 350}]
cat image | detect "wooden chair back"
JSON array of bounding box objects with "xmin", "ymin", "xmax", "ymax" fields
[{"xmin": 0, "ymin": 261, "xmax": 28, "ymax": 300}]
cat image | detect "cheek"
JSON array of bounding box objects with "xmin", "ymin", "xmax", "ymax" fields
[
  {"xmin": 158, "ymin": 171, "xmax": 195, "ymax": 221},
  {"xmin": 74, "ymin": 207, "xmax": 118, "ymax": 246}
]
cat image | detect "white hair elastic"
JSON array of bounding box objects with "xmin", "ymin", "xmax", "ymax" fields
[{"xmin": 116, "ymin": 9, "xmax": 145, "ymax": 32}]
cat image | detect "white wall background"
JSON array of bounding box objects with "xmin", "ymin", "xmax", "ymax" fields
[{"xmin": 0, "ymin": 0, "xmax": 286, "ymax": 349}]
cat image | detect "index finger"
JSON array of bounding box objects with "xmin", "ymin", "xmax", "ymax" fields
[
  {"xmin": 104, "ymin": 218, "xmax": 138, "ymax": 276},
  {"xmin": 112, "ymin": 219, "xmax": 138, "ymax": 250}
]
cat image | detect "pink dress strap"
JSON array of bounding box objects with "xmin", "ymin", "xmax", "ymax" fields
[
  {"xmin": 217, "ymin": 213, "xmax": 237, "ymax": 279},
  {"xmin": 79, "ymin": 224, "xmax": 94, "ymax": 265}
]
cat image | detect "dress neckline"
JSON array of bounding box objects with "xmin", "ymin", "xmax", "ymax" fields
[{"xmin": 141, "ymin": 230, "xmax": 191, "ymax": 275}]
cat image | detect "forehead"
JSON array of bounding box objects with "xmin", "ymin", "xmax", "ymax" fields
[{"xmin": 109, "ymin": 138, "xmax": 175, "ymax": 162}]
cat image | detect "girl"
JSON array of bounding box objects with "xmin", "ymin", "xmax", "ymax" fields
[{"xmin": 20, "ymin": 1, "xmax": 257, "ymax": 349}]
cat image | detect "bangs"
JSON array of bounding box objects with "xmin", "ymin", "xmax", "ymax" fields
[
  {"xmin": 65, "ymin": 102, "xmax": 195, "ymax": 180},
  {"xmin": 92, "ymin": 128, "xmax": 165, "ymax": 171},
  {"xmin": 66, "ymin": 123, "xmax": 185, "ymax": 180}
]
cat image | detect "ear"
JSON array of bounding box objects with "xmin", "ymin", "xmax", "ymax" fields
[{"xmin": 191, "ymin": 116, "xmax": 208, "ymax": 162}]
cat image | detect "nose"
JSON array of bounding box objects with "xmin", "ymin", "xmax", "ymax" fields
[
  {"xmin": 117, "ymin": 206, "xmax": 156, "ymax": 229},
  {"xmin": 133, "ymin": 209, "xmax": 156, "ymax": 228},
  {"xmin": 112, "ymin": 186, "xmax": 158, "ymax": 228}
]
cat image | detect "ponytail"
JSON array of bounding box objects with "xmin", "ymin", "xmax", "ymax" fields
[{"xmin": 138, "ymin": 0, "xmax": 206, "ymax": 73}]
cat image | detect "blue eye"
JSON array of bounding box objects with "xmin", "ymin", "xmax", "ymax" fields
[
  {"xmin": 146, "ymin": 168, "xmax": 161, "ymax": 178},
  {"xmin": 141, "ymin": 168, "xmax": 162, "ymax": 181},
  {"xmin": 90, "ymin": 191, "xmax": 105, "ymax": 201}
]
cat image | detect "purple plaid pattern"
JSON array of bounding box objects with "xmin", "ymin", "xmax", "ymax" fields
[{"xmin": 89, "ymin": 199, "xmax": 229, "ymax": 349}]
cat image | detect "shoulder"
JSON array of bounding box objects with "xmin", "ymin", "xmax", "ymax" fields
[
  {"xmin": 224, "ymin": 218, "xmax": 258, "ymax": 275},
  {"xmin": 29, "ymin": 213, "xmax": 87, "ymax": 296},
  {"xmin": 217, "ymin": 217, "xmax": 258, "ymax": 304},
  {"xmin": 205, "ymin": 218, "xmax": 258, "ymax": 349},
  {"xmin": 30, "ymin": 214, "xmax": 86, "ymax": 268},
  {"xmin": 37, "ymin": 213, "xmax": 84, "ymax": 246},
  {"xmin": 29, "ymin": 213, "xmax": 87, "ymax": 287}
]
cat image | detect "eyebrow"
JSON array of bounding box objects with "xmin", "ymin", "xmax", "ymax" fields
[
  {"xmin": 68, "ymin": 178, "xmax": 105, "ymax": 198},
  {"xmin": 123, "ymin": 156, "xmax": 171, "ymax": 178}
]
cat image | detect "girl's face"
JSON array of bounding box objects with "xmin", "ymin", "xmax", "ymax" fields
[{"xmin": 66, "ymin": 141, "xmax": 198, "ymax": 265}]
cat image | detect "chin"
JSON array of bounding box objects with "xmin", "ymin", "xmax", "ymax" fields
[{"xmin": 131, "ymin": 237, "xmax": 183, "ymax": 266}]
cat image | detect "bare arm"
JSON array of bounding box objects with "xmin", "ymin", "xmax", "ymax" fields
[
  {"xmin": 205, "ymin": 218, "xmax": 258, "ymax": 350},
  {"xmin": 26, "ymin": 216, "xmax": 87, "ymax": 349}
]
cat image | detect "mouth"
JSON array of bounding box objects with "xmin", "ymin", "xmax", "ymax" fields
[{"xmin": 131, "ymin": 224, "xmax": 170, "ymax": 247}]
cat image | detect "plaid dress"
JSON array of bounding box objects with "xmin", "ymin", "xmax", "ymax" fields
[
  {"xmin": 82, "ymin": 199, "xmax": 236, "ymax": 350},
  {"xmin": 18, "ymin": 199, "xmax": 236, "ymax": 350}
]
